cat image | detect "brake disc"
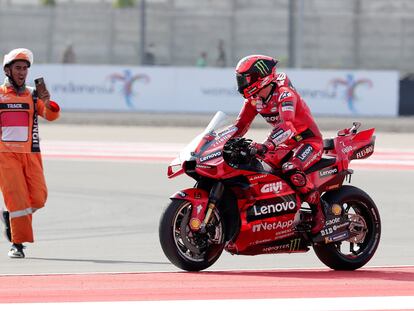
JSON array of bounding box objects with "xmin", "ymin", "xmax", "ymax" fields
[
  {"xmin": 179, "ymin": 207, "xmax": 203, "ymax": 254},
  {"xmin": 347, "ymin": 214, "xmax": 367, "ymax": 243}
]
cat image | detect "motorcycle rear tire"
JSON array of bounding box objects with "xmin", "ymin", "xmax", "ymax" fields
[{"xmin": 313, "ymin": 185, "xmax": 381, "ymax": 270}]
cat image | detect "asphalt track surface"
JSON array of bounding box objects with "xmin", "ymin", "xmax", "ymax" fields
[{"xmin": 0, "ymin": 120, "xmax": 413, "ymax": 309}]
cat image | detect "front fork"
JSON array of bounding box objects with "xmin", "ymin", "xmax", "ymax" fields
[{"xmin": 191, "ymin": 182, "xmax": 224, "ymax": 233}]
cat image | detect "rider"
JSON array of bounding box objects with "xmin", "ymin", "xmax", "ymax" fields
[
  {"xmin": 232, "ymin": 54, "xmax": 325, "ymax": 235},
  {"xmin": 0, "ymin": 48, "xmax": 60, "ymax": 258}
]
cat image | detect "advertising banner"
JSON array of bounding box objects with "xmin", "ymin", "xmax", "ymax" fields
[{"xmin": 28, "ymin": 65, "xmax": 399, "ymax": 116}]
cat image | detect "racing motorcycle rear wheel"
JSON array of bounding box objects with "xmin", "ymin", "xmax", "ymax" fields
[
  {"xmin": 313, "ymin": 185, "xmax": 381, "ymax": 270},
  {"xmin": 159, "ymin": 199, "xmax": 225, "ymax": 271}
]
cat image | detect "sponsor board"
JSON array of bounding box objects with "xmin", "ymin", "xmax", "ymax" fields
[{"xmin": 27, "ymin": 66, "xmax": 398, "ymax": 116}]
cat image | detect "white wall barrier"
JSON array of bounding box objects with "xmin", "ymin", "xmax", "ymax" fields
[{"xmin": 28, "ymin": 65, "xmax": 399, "ymax": 116}]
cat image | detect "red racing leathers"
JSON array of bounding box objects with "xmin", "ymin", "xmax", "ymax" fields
[
  {"xmin": 0, "ymin": 79, "xmax": 60, "ymax": 244},
  {"xmin": 233, "ymin": 72, "xmax": 324, "ymax": 233}
]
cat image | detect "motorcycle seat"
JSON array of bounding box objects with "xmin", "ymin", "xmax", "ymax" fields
[{"xmin": 323, "ymin": 138, "xmax": 335, "ymax": 150}]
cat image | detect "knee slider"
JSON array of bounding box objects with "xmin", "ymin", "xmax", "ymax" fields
[{"xmin": 290, "ymin": 171, "xmax": 307, "ymax": 187}]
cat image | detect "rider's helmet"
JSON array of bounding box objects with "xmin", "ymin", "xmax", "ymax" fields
[
  {"xmin": 3, "ymin": 48, "xmax": 33, "ymax": 69},
  {"xmin": 236, "ymin": 55, "xmax": 278, "ymax": 99}
]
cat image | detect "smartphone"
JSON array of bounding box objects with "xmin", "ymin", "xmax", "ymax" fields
[{"xmin": 34, "ymin": 77, "xmax": 46, "ymax": 94}]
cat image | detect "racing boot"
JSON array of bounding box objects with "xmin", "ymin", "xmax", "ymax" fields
[
  {"xmin": 310, "ymin": 199, "xmax": 327, "ymax": 235},
  {"xmin": 1, "ymin": 211, "xmax": 11, "ymax": 242},
  {"xmin": 293, "ymin": 191, "xmax": 327, "ymax": 235},
  {"xmin": 293, "ymin": 207, "xmax": 313, "ymax": 233}
]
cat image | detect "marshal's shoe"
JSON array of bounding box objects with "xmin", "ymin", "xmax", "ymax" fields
[
  {"xmin": 1, "ymin": 211, "xmax": 11, "ymax": 242},
  {"xmin": 310, "ymin": 201, "xmax": 327, "ymax": 235},
  {"xmin": 8, "ymin": 244, "xmax": 25, "ymax": 259}
]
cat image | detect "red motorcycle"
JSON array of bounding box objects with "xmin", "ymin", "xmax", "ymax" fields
[{"xmin": 159, "ymin": 111, "xmax": 381, "ymax": 271}]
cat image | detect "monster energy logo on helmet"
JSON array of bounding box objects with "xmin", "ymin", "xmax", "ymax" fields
[{"xmin": 254, "ymin": 60, "xmax": 270, "ymax": 77}]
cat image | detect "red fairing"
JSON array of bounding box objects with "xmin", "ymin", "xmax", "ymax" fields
[
  {"xmin": 323, "ymin": 127, "xmax": 376, "ymax": 165},
  {"xmin": 170, "ymin": 188, "xmax": 209, "ymax": 230},
  {"xmin": 350, "ymin": 129, "xmax": 376, "ymax": 160},
  {"xmin": 352, "ymin": 128, "xmax": 375, "ymax": 142}
]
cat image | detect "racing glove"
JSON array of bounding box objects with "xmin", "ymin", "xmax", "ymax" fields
[{"xmin": 249, "ymin": 142, "xmax": 268, "ymax": 156}]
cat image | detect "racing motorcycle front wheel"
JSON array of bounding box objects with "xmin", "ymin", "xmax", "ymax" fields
[
  {"xmin": 159, "ymin": 199, "xmax": 225, "ymax": 271},
  {"xmin": 313, "ymin": 185, "xmax": 381, "ymax": 270}
]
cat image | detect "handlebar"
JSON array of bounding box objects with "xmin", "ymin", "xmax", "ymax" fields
[{"xmin": 338, "ymin": 122, "xmax": 362, "ymax": 136}]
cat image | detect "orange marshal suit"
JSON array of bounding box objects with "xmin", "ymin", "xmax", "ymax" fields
[{"xmin": 0, "ymin": 83, "xmax": 59, "ymax": 243}]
